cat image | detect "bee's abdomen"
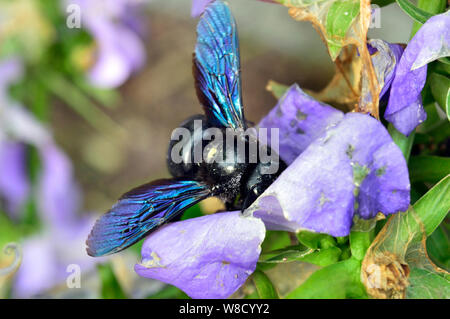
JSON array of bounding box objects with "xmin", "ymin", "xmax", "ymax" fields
[{"xmin": 167, "ymin": 114, "xmax": 209, "ymax": 179}]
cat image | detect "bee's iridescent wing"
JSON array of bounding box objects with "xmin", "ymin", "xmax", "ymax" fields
[
  {"xmin": 194, "ymin": 0, "xmax": 245, "ymax": 129},
  {"xmin": 86, "ymin": 179, "xmax": 211, "ymax": 257}
]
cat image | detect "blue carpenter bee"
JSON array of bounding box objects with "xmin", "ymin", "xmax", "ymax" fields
[{"xmin": 86, "ymin": 0, "xmax": 286, "ymax": 257}]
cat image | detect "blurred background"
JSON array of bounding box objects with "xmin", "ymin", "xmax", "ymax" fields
[{"xmin": 0, "ymin": 0, "xmax": 413, "ymax": 298}]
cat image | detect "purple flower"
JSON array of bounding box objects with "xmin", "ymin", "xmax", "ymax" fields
[
  {"xmin": 8, "ymin": 141, "xmax": 103, "ymax": 298},
  {"xmin": 13, "ymin": 215, "xmax": 101, "ymax": 298},
  {"xmin": 257, "ymin": 85, "xmax": 344, "ymax": 165},
  {"xmin": 67, "ymin": 0, "xmax": 147, "ymax": 88},
  {"xmin": 0, "ymin": 58, "xmax": 51, "ymax": 147},
  {"xmin": 11, "ymin": 143, "xmax": 103, "ymax": 297},
  {"xmin": 383, "ymin": 11, "xmax": 450, "ymax": 136},
  {"xmin": 252, "ymin": 85, "xmax": 410, "ymax": 235},
  {"xmin": 135, "ymin": 211, "xmax": 265, "ymax": 299},
  {"xmin": 37, "ymin": 143, "xmax": 81, "ymax": 230},
  {"xmin": 0, "ymin": 58, "xmax": 50, "ymax": 219},
  {"xmin": 135, "ymin": 84, "xmax": 410, "ymax": 298},
  {"xmin": 0, "ymin": 58, "xmax": 81, "ymax": 224},
  {"xmin": 0, "ymin": 57, "xmax": 23, "ymax": 99},
  {"xmin": 0, "ymin": 141, "xmax": 29, "ymax": 219},
  {"xmin": 0, "ymin": 58, "xmax": 101, "ymax": 297},
  {"xmin": 367, "ymin": 39, "xmax": 404, "ymax": 101}
]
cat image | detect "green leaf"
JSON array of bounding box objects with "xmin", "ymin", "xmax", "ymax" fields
[
  {"xmin": 252, "ymin": 270, "xmax": 279, "ymax": 299},
  {"xmin": 410, "ymin": 0, "xmax": 447, "ymax": 36},
  {"xmin": 349, "ymin": 230, "xmax": 373, "ymax": 261},
  {"xmin": 372, "ymin": 0, "xmax": 396, "ymax": 7},
  {"xmin": 180, "ymin": 203, "xmax": 203, "ymax": 221},
  {"xmin": 339, "ymin": 245, "xmax": 352, "ymax": 261},
  {"xmin": 429, "ymin": 73, "xmax": 450, "ymax": 121},
  {"xmin": 244, "ymin": 290, "xmax": 260, "ymax": 299},
  {"xmin": 286, "ymin": 258, "xmax": 367, "ymax": 299},
  {"xmin": 438, "ymin": 57, "xmax": 450, "ymax": 67},
  {"xmin": 28, "ymin": 78, "xmax": 50, "ymax": 122},
  {"xmin": 259, "ymin": 245, "xmax": 341, "ymax": 267},
  {"xmin": 325, "ymin": 1, "xmax": 360, "ymax": 60},
  {"xmin": 301, "ymin": 247, "xmax": 342, "ymax": 267},
  {"xmin": 261, "ymin": 231, "xmax": 292, "ymax": 255},
  {"xmin": 426, "ymin": 225, "xmax": 450, "ymax": 270},
  {"xmin": 409, "ymin": 156, "xmax": 450, "ymax": 183},
  {"xmin": 146, "ymin": 285, "xmax": 189, "ymax": 299},
  {"xmin": 336, "ymin": 236, "xmax": 349, "ymax": 245},
  {"xmin": 97, "ymin": 263, "xmax": 127, "ymax": 299},
  {"xmin": 372, "ymin": 175, "xmax": 450, "ymax": 256},
  {"xmin": 0, "ymin": 213, "xmax": 21, "ymax": 250},
  {"xmin": 259, "ymin": 245, "xmax": 314, "ymax": 264},
  {"xmin": 418, "ymin": 102, "xmax": 446, "ymax": 134},
  {"xmin": 396, "ymin": 0, "xmax": 434, "ymax": 24},
  {"xmin": 274, "ymin": 0, "xmax": 365, "ymax": 61},
  {"xmin": 413, "ymin": 175, "xmax": 450, "ymax": 237},
  {"xmin": 406, "ymin": 268, "xmax": 450, "ymax": 298},
  {"xmin": 296, "ymin": 231, "xmax": 336, "ymax": 250}
]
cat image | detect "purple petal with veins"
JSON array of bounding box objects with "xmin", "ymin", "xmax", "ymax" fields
[
  {"xmin": 258, "ymin": 84, "xmax": 344, "ymax": 165},
  {"xmin": 248, "ymin": 113, "xmax": 410, "ymax": 237},
  {"xmin": 135, "ymin": 211, "xmax": 265, "ymax": 299}
]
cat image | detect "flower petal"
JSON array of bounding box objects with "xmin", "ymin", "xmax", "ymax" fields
[
  {"xmin": 0, "ymin": 58, "xmax": 51, "ymax": 146},
  {"xmin": 0, "ymin": 57, "xmax": 23, "ymax": 96},
  {"xmin": 258, "ymin": 84, "xmax": 344, "ymax": 165},
  {"xmin": 37, "ymin": 143, "xmax": 81, "ymax": 231},
  {"xmin": 411, "ymin": 12, "xmax": 450, "ymax": 70},
  {"xmin": 368, "ymin": 39, "xmax": 404, "ymax": 100},
  {"xmin": 68, "ymin": 0, "xmax": 146, "ymax": 89},
  {"xmin": 88, "ymin": 21, "xmax": 145, "ymax": 88},
  {"xmin": 13, "ymin": 235, "xmax": 60, "ymax": 298},
  {"xmin": 385, "ymin": 11, "xmax": 450, "ymax": 136},
  {"xmin": 0, "ymin": 141, "xmax": 29, "ymax": 218},
  {"xmin": 0, "ymin": 102, "xmax": 51, "ymax": 147},
  {"xmin": 386, "ymin": 98, "xmax": 427, "ymax": 137},
  {"xmin": 13, "ymin": 216, "xmax": 101, "ymax": 298},
  {"xmin": 135, "ymin": 211, "xmax": 265, "ymax": 299},
  {"xmin": 248, "ymin": 113, "xmax": 410, "ymax": 237}
]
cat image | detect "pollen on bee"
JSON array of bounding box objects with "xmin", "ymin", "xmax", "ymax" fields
[{"xmin": 200, "ymin": 197, "xmax": 226, "ymax": 214}]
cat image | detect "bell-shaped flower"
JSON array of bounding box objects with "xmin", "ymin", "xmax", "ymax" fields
[{"xmin": 65, "ymin": 0, "xmax": 147, "ymax": 88}]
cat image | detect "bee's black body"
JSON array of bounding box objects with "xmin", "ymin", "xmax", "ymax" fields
[{"xmin": 167, "ymin": 115, "xmax": 286, "ymax": 210}]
